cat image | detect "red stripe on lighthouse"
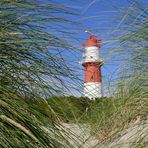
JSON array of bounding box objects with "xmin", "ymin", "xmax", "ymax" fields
[{"xmin": 82, "ymin": 62, "xmax": 102, "ymax": 83}]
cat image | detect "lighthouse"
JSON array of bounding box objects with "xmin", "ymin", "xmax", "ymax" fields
[{"xmin": 82, "ymin": 31, "xmax": 103, "ymax": 99}]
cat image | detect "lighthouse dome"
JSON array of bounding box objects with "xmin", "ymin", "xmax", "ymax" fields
[{"xmin": 83, "ymin": 35, "xmax": 101, "ymax": 48}]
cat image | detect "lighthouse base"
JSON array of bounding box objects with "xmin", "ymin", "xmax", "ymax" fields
[{"xmin": 84, "ymin": 82, "xmax": 102, "ymax": 99}]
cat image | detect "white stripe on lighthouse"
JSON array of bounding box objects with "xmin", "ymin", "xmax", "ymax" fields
[
  {"xmin": 84, "ymin": 82, "xmax": 102, "ymax": 99},
  {"xmin": 83, "ymin": 46, "xmax": 99, "ymax": 62}
]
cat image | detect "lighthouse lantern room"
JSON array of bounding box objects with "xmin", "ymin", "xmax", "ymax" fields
[{"xmin": 82, "ymin": 31, "xmax": 103, "ymax": 99}]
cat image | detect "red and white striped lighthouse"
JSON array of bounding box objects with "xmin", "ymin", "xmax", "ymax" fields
[{"xmin": 82, "ymin": 31, "xmax": 103, "ymax": 99}]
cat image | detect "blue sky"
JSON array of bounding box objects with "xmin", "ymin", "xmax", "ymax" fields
[{"xmin": 47, "ymin": 0, "xmax": 147, "ymax": 96}]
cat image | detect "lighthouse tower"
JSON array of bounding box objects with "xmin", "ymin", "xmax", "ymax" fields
[{"xmin": 82, "ymin": 32, "xmax": 103, "ymax": 99}]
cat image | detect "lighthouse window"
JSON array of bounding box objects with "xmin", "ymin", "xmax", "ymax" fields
[{"xmin": 90, "ymin": 75, "xmax": 94, "ymax": 80}]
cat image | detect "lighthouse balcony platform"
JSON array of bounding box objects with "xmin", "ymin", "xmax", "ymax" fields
[{"xmin": 79, "ymin": 58, "xmax": 104, "ymax": 65}]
